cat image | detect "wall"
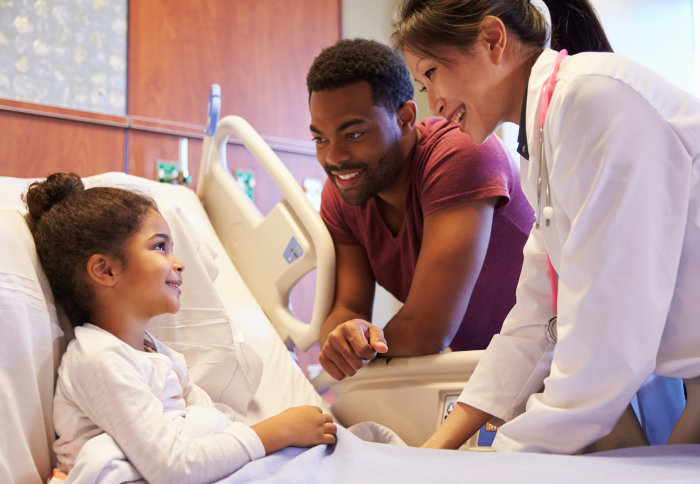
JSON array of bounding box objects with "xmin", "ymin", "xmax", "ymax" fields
[
  {"xmin": 124, "ymin": 0, "xmax": 338, "ymax": 194},
  {"xmin": 1, "ymin": 1, "xmax": 339, "ymax": 181},
  {"xmin": 592, "ymin": 0, "xmax": 696, "ymax": 94}
]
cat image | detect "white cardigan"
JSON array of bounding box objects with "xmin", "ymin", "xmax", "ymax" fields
[
  {"xmin": 460, "ymin": 48, "xmax": 700, "ymax": 453},
  {"xmin": 53, "ymin": 324, "xmax": 265, "ymax": 483}
]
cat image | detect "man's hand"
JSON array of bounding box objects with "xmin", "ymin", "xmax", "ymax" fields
[{"xmin": 318, "ymin": 319, "xmax": 388, "ymax": 380}]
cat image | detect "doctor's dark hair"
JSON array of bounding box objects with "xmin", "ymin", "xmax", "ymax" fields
[
  {"xmin": 391, "ymin": 0, "xmax": 612, "ymax": 60},
  {"xmin": 306, "ymin": 38, "xmax": 414, "ymax": 113},
  {"xmin": 24, "ymin": 172, "xmax": 158, "ymax": 327}
]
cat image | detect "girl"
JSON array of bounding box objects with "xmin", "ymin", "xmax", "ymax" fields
[
  {"xmin": 25, "ymin": 172, "xmax": 336, "ymax": 483},
  {"xmin": 392, "ymin": 0, "xmax": 700, "ymax": 453}
]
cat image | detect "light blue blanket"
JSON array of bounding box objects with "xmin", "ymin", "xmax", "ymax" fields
[
  {"xmin": 224, "ymin": 427, "xmax": 700, "ymax": 484},
  {"xmin": 66, "ymin": 425, "xmax": 700, "ymax": 483}
]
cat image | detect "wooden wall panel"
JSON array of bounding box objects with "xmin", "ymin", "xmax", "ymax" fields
[
  {"xmin": 128, "ymin": 0, "xmax": 341, "ymax": 141},
  {"xmin": 0, "ymin": 107, "xmax": 125, "ymax": 179}
]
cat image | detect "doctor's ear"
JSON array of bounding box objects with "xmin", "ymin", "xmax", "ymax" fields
[
  {"xmin": 86, "ymin": 254, "xmax": 119, "ymax": 287},
  {"xmin": 478, "ymin": 15, "xmax": 507, "ymax": 63}
]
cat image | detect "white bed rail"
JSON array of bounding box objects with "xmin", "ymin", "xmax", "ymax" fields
[
  {"xmin": 196, "ymin": 87, "xmax": 334, "ymax": 351},
  {"xmin": 315, "ymin": 350, "xmax": 485, "ymax": 446}
]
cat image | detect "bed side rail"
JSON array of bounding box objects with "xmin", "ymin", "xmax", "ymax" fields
[
  {"xmin": 197, "ymin": 96, "xmax": 334, "ymax": 351},
  {"xmin": 315, "ymin": 350, "xmax": 485, "ymax": 446}
]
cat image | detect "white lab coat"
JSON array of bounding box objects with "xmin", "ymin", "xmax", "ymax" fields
[{"xmin": 459, "ymin": 48, "xmax": 700, "ymax": 453}]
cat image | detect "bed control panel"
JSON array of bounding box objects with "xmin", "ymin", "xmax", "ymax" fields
[{"xmin": 283, "ymin": 237, "xmax": 304, "ymax": 264}]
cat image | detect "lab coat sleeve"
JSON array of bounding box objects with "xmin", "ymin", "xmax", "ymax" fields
[
  {"xmin": 493, "ymin": 74, "xmax": 692, "ymax": 453},
  {"xmin": 457, "ymin": 227, "xmax": 555, "ymax": 422}
]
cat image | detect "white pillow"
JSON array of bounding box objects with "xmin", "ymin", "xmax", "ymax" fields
[
  {"xmin": 0, "ymin": 209, "xmax": 68, "ymax": 484},
  {"xmin": 0, "ymin": 176, "xmax": 37, "ymax": 211}
]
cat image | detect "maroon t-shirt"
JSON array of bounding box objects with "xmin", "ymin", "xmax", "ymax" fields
[{"xmin": 320, "ymin": 118, "xmax": 534, "ymax": 350}]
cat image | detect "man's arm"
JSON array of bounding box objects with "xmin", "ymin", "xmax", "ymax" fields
[
  {"xmin": 381, "ymin": 197, "xmax": 497, "ymax": 356},
  {"xmin": 318, "ymin": 243, "xmax": 387, "ymax": 380}
]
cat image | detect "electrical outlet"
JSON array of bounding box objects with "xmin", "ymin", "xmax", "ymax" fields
[
  {"xmin": 235, "ymin": 169, "xmax": 255, "ymax": 200},
  {"xmin": 156, "ymin": 160, "xmax": 177, "ymax": 183}
]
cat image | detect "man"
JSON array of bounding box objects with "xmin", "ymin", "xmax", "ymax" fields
[{"xmin": 306, "ymin": 39, "xmax": 533, "ymax": 381}]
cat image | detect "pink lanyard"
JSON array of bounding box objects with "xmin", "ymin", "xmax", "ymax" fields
[{"xmin": 538, "ymin": 49, "xmax": 567, "ymax": 341}]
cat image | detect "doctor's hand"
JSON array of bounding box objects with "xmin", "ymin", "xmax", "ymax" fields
[{"xmin": 319, "ymin": 319, "xmax": 388, "ymax": 380}]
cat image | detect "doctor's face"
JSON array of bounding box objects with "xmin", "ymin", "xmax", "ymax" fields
[
  {"xmin": 309, "ymin": 81, "xmax": 406, "ymax": 206},
  {"xmin": 404, "ymin": 45, "xmax": 502, "ymax": 145}
]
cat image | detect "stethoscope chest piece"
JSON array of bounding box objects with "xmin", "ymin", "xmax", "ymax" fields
[{"xmin": 542, "ymin": 205, "xmax": 554, "ymax": 221}]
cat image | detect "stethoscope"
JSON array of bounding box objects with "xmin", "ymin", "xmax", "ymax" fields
[
  {"xmin": 536, "ymin": 49, "xmax": 568, "ymax": 230},
  {"xmin": 536, "ymin": 49, "xmax": 568, "ymax": 343}
]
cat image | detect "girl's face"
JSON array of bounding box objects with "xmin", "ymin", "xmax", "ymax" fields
[
  {"xmin": 116, "ymin": 209, "xmax": 185, "ymax": 320},
  {"xmin": 404, "ymin": 44, "xmax": 504, "ymax": 145}
]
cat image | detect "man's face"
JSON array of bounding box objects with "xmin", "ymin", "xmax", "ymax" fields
[{"xmin": 309, "ymin": 81, "xmax": 405, "ymax": 205}]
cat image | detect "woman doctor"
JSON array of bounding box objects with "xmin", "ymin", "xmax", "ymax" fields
[{"xmin": 392, "ymin": 0, "xmax": 700, "ymax": 453}]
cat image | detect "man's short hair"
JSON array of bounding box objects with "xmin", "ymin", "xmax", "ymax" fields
[{"xmin": 307, "ymin": 38, "xmax": 414, "ymax": 113}]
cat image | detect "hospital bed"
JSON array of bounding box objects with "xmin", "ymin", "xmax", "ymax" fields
[
  {"xmin": 2, "ymin": 87, "xmax": 699, "ymax": 484},
  {"xmin": 195, "ymin": 86, "xmax": 485, "ymax": 449}
]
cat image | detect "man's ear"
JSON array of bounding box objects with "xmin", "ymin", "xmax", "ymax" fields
[
  {"xmin": 86, "ymin": 254, "xmax": 119, "ymax": 288},
  {"xmin": 396, "ymin": 100, "xmax": 417, "ymax": 134},
  {"xmin": 479, "ymin": 15, "xmax": 507, "ymax": 64}
]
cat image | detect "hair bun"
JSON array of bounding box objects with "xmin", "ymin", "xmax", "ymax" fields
[{"xmin": 24, "ymin": 172, "xmax": 85, "ymax": 222}]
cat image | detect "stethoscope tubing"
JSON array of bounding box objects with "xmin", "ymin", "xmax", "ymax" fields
[
  {"xmin": 536, "ymin": 49, "xmax": 568, "ymax": 229},
  {"xmin": 536, "ymin": 49, "xmax": 568, "ymax": 342}
]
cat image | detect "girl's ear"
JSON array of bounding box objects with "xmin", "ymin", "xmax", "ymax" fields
[
  {"xmin": 478, "ymin": 15, "xmax": 507, "ymax": 64},
  {"xmin": 86, "ymin": 254, "xmax": 119, "ymax": 287}
]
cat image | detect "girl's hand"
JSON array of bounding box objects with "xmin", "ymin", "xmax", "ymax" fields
[{"xmin": 252, "ymin": 405, "xmax": 337, "ymax": 454}]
